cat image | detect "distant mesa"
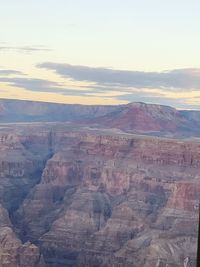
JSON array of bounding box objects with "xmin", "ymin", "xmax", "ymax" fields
[{"xmin": 0, "ymin": 98, "xmax": 200, "ymax": 137}]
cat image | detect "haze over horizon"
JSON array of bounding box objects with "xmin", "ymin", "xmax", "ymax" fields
[{"xmin": 1, "ymin": 0, "xmax": 200, "ymax": 109}]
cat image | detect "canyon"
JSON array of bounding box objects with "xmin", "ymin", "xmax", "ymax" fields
[{"xmin": 0, "ymin": 121, "xmax": 199, "ymax": 267}]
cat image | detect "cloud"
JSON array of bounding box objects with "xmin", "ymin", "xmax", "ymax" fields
[
  {"xmin": 0, "ymin": 70, "xmax": 25, "ymax": 76},
  {"xmin": 0, "ymin": 45, "xmax": 51, "ymax": 54},
  {"xmin": 0, "ymin": 77, "xmax": 93, "ymax": 96},
  {"xmin": 1, "ymin": 63, "xmax": 200, "ymax": 109},
  {"xmin": 37, "ymin": 62, "xmax": 200, "ymax": 91}
]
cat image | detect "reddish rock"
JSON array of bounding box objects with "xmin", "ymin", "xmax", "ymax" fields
[
  {"xmin": 93, "ymin": 102, "xmax": 184, "ymax": 133},
  {"xmin": 1, "ymin": 99, "xmax": 200, "ymax": 137},
  {"xmin": 0, "ymin": 123, "xmax": 199, "ymax": 267},
  {"xmin": 0, "ymin": 205, "xmax": 46, "ymax": 267}
]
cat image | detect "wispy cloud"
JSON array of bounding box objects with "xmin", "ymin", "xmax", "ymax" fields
[
  {"xmin": 37, "ymin": 62, "xmax": 200, "ymax": 91},
  {"xmin": 0, "ymin": 69, "xmax": 25, "ymax": 76},
  {"xmin": 1, "ymin": 62, "xmax": 200, "ymax": 109},
  {"xmin": 0, "ymin": 45, "xmax": 51, "ymax": 54},
  {"xmin": 0, "ymin": 77, "xmax": 92, "ymax": 96}
]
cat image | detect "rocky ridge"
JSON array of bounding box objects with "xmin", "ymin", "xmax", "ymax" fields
[{"xmin": 1, "ymin": 99, "xmax": 200, "ymax": 137}]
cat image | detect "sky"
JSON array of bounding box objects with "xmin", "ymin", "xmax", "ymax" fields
[{"xmin": 1, "ymin": 0, "xmax": 200, "ymax": 108}]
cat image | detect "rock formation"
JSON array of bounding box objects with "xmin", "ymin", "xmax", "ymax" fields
[
  {"xmin": 0, "ymin": 204, "xmax": 45, "ymax": 267},
  {"xmin": 1, "ymin": 99, "xmax": 200, "ymax": 137},
  {"xmin": 0, "ymin": 123, "xmax": 198, "ymax": 266}
]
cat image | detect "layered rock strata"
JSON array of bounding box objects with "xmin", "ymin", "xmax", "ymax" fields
[
  {"xmin": 0, "ymin": 123, "xmax": 199, "ymax": 267},
  {"xmin": 0, "ymin": 127, "xmax": 48, "ymax": 266}
]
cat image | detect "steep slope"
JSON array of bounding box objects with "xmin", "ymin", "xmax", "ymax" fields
[
  {"xmin": 0, "ymin": 123, "xmax": 198, "ymax": 267},
  {"xmin": 0, "ymin": 204, "xmax": 45, "ymax": 267},
  {"xmin": 0, "ymin": 127, "xmax": 48, "ymax": 267}
]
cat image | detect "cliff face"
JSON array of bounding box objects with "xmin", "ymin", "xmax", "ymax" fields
[
  {"xmin": 0, "ymin": 204, "xmax": 45, "ymax": 267},
  {"xmin": 0, "ymin": 128, "xmax": 48, "ymax": 267},
  {"xmin": 0, "ymin": 123, "xmax": 199, "ymax": 267}
]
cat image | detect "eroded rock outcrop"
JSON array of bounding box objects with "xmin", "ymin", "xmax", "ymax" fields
[
  {"xmin": 0, "ymin": 128, "xmax": 49, "ymax": 267},
  {"xmin": 0, "ymin": 123, "xmax": 199, "ymax": 267},
  {"xmin": 0, "ymin": 204, "xmax": 45, "ymax": 267}
]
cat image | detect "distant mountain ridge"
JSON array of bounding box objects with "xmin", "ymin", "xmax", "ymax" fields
[
  {"xmin": 0, "ymin": 98, "xmax": 200, "ymax": 137},
  {"xmin": 0, "ymin": 98, "xmax": 119, "ymax": 122}
]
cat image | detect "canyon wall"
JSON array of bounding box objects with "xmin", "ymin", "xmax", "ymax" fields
[
  {"xmin": 0, "ymin": 126, "xmax": 48, "ymax": 267},
  {"xmin": 0, "ymin": 123, "xmax": 199, "ymax": 266}
]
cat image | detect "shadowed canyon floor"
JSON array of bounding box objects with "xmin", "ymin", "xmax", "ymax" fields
[{"xmin": 0, "ymin": 123, "xmax": 199, "ymax": 267}]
